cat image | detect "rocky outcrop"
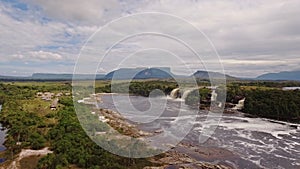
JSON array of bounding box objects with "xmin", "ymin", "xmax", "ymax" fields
[
  {"xmin": 146, "ymin": 151, "xmax": 232, "ymax": 169},
  {"xmin": 99, "ymin": 109, "xmax": 152, "ymax": 137}
]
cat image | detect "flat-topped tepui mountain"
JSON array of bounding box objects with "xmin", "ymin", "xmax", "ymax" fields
[
  {"xmin": 257, "ymin": 71, "xmax": 300, "ymax": 81},
  {"xmin": 0, "ymin": 68, "xmax": 235, "ymax": 81},
  {"xmin": 4, "ymin": 68, "xmax": 299, "ymax": 81},
  {"xmin": 192, "ymin": 70, "xmax": 236, "ymax": 80},
  {"xmin": 104, "ymin": 67, "xmax": 174, "ymax": 80}
]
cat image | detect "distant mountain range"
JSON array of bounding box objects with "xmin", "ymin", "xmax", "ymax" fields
[
  {"xmin": 1, "ymin": 69, "xmax": 299, "ymax": 81},
  {"xmin": 34, "ymin": 73, "xmax": 105, "ymax": 80},
  {"xmin": 0, "ymin": 75, "xmax": 30, "ymax": 80},
  {"xmin": 105, "ymin": 67, "xmax": 174, "ymax": 80},
  {"xmin": 0, "ymin": 68, "xmax": 234, "ymax": 81},
  {"xmin": 192, "ymin": 70, "xmax": 236, "ymax": 80},
  {"xmin": 0, "ymin": 74, "xmax": 105, "ymax": 81},
  {"xmin": 256, "ymin": 71, "xmax": 300, "ymax": 81}
]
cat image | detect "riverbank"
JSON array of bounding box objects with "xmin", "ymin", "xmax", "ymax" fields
[
  {"xmin": 98, "ymin": 108, "xmax": 153, "ymax": 137},
  {"xmin": 147, "ymin": 150, "xmax": 232, "ymax": 169}
]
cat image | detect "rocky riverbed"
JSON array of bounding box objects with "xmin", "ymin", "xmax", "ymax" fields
[{"xmin": 94, "ymin": 106, "xmax": 234, "ymax": 169}]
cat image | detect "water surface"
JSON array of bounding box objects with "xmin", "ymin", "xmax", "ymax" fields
[{"xmin": 98, "ymin": 94, "xmax": 300, "ymax": 169}]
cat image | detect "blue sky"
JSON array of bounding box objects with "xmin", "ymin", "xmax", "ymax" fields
[{"xmin": 1, "ymin": 0, "xmax": 300, "ymax": 77}]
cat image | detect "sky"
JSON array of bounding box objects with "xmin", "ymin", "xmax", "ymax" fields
[{"xmin": 0, "ymin": 0, "xmax": 300, "ymax": 77}]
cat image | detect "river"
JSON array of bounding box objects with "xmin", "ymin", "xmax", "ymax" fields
[
  {"xmin": 0, "ymin": 105, "xmax": 6, "ymax": 151},
  {"xmin": 98, "ymin": 94, "xmax": 300, "ymax": 169},
  {"xmin": 282, "ymin": 87, "xmax": 300, "ymax": 91},
  {"xmin": 0, "ymin": 105, "xmax": 6, "ymax": 163}
]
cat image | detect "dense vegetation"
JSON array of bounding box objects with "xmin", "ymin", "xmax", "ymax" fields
[
  {"xmin": 96, "ymin": 80, "xmax": 178, "ymax": 97},
  {"xmin": 184, "ymin": 88, "xmax": 211, "ymax": 106},
  {"xmin": 243, "ymin": 89, "xmax": 300, "ymax": 123},
  {"xmin": 0, "ymin": 83, "xmax": 54, "ymax": 158},
  {"xmin": 224, "ymin": 83, "xmax": 300, "ymax": 123},
  {"xmin": 0, "ymin": 82, "xmax": 154, "ymax": 169},
  {"xmin": 230, "ymin": 81, "xmax": 300, "ymax": 88},
  {"xmin": 38, "ymin": 97, "xmax": 151, "ymax": 169}
]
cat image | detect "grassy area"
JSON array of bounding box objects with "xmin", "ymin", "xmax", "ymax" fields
[
  {"xmin": 22, "ymin": 98, "xmax": 55, "ymax": 116},
  {"xmin": 3, "ymin": 81, "xmax": 70, "ymax": 87},
  {"xmin": 240, "ymin": 86, "xmax": 278, "ymax": 90},
  {"xmin": 21, "ymin": 97, "xmax": 59, "ymax": 138}
]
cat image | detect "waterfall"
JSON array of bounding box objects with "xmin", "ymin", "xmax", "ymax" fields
[
  {"xmin": 169, "ymin": 88, "xmax": 194, "ymax": 100},
  {"xmin": 211, "ymin": 89, "xmax": 218, "ymax": 102},
  {"xmin": 170, "ymin": 88, "xmax": 180, "ymax": 99},
  {"xmin": 233, "ymin": 98, "xmax": 245, "ymax": 110},
  {"xmin": 170, "ymin": 87, "xmax": 218, "ymax": 103},
  {"xmin": 181, "ymin": 89, "xmax": 193, "ymax": 100}
]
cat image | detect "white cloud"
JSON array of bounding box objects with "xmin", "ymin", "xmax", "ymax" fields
[
  {"xmin": 17, "ymin": 51, "xmax": 63, "ymax": 61},
  {"xmin": 1, "ymin": 0, "xmax": 300, "ymax": 77},
  {"xmin": 32, "ymin": 51, "xmax": 62, "ymax": 60},
  {"xmin": 127, "ymin": 0, "xmax": 300, "ymax": 76},
  {"xmin": 0, "ymin": 3, "xmax": 64, "ymax": 58},
  {"xmin": 0, "ymin": 1, "xmax": 100, "ymax": 64},
  {"xmin": 25, "ymin": 0, "xmax": 122, "ymax": 25}
]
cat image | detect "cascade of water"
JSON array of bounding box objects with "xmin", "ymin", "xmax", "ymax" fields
[
  {"xmin": 181, "ymin": 89, "xmax": 193, "ymax": 100},
  {"xmin": 170, "ymin": 87, "xmax": 203, "ymax": 101},
  {"xmin": 211, "ymin": 90, "xmax": 218, "ymax": 102},
  {"xmin": 233, "ymin": 98, "xmax": 245, "ymax": 110},
  {"xmin": 170, "ymin": 88, "xmax": 180, "ymax": 99}
]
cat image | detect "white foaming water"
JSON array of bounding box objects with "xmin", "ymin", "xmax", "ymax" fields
[
  {"xmin": 181, "ymin": 89, "xmax": 194, "ymax": 100},
  {"xmin": 170, "ymin": 88, "xmax": 180, "ymax": 99},
  {"xmin": 211, "ymin": 115, "xmax": 300, "ymax": 168},
  {"xmin": 218, "ymin": 116, "xmax": 298, "ymax": 139},
  {"xmin": 282, "ymin": 87, "xmax": 300, "ymax": 90},
  {"xmin": 166, "ymin": 95, "xmax": 184, "ymax": 102},
  {"xmin": 232, "ymin": 98, "xmax": 245, "ymax": 110}
]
